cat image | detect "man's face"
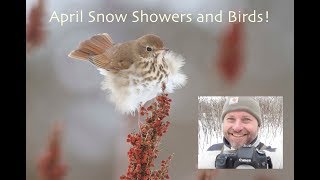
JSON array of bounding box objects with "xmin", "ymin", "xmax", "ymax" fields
[{"xmin": 223, "ymin": 111, "xmax": 259, "ymax": 149}]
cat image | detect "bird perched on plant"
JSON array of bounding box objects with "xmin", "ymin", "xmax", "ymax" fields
[{"xmin": 68, "ymin": 33, "xmax": 187, "ymax": 114}]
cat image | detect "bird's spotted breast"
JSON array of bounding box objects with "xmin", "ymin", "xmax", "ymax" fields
[
  {"xmin": 133, "ymin": 79, "xmax": 140, "ymax": 85},
  {"xmin": 143, "ymin": 62, "xmax": 149, "ymax": 69},
  {"xmin": 127, "ymin": 54, "xmax": 170, "ymax": 94}
]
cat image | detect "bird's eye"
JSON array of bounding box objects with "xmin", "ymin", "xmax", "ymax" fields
[{"xmin": 146, "ymin": 47, "xmax": 152, "ymax": 51}]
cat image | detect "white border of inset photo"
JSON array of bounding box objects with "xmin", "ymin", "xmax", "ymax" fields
[{"xmin": 198, "ymin": 96, "xmax": 283, "ymax": 169}]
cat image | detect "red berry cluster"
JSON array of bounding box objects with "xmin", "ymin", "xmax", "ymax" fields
[
  {"xmin": 120, "ymin": 93, "xmax": 173, "ymax": 180},
  {"xmin": 27, "ymin": 0, "xmax": 45, "ymax": 52},
  {"xmin": 37, "ymin": 122, "xmax": 68, "ymax": 180}
]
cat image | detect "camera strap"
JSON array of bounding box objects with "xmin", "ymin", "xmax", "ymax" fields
[
  {"xmin": 267, "ymin": 156, "xmax": 273, "ymax": 169},
  {"xmin": 257, "ymin": 142, "xmax": 273, "ymax": 169},
  {"xmin": 257, "ymin": 142, "xmax": 267, "ymax": 150},
  {"xmin": 219, "ymin": 142, "xmax": 266, "ymax": 152}
]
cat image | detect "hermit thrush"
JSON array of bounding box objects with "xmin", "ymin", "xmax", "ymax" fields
[{"xmin": 68, "ymin": 33, "xmax": 187, "ymax": 114}]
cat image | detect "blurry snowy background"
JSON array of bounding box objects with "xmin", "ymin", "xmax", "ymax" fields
[{"xmin": 26, "ymin": 0, "xmax": 293, "ymax": 179}]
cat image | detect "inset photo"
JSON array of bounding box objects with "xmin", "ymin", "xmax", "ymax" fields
[{"xmin": 198, "ymin": 96, "xmax": 283, "ymax": 169}]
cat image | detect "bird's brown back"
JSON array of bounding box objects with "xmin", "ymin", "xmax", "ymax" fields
[{"xmin": 107, "ymin": 40, "xmax": 139, "ymax": 70}]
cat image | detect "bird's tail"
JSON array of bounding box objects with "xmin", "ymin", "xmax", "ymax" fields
[{"xmin": 68, "ymin": 33, "xmax": 113, "ymax": 60}]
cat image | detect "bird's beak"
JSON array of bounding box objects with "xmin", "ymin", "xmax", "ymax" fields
[{"xmin": 156, "ymin": 48, "xmax": 169, "ymax": 54}]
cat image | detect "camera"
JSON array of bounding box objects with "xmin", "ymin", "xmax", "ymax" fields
[{"xmin": 215, "ymin": 145, "xmax": 272, "ymax": 169}]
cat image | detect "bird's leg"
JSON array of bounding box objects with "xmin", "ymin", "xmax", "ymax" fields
[
  {"xmin": 138, "ymin": 102, "xmax": 143, "ymax": 131},
  {"xmin": 161, "ymin": 82, "xmax": 166, "ymax": 92}
]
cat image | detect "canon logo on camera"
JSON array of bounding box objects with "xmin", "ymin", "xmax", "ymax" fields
[{"xmin": 238, "ymin": 158, "xmax": 251, "ymax": 163}]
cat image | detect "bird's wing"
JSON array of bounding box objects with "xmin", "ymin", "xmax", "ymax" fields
[
  {"xmin": 68, "ymin": 33, "xmax": 113, "ymax": 61},
  {"xmin": 89, "ymin": 47, "xmax": 133, "ymax": 71}
]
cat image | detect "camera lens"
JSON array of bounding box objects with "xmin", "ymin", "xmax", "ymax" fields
[{"xmin": 235, "ymin": 165, "xmax": 255, "ymax": 169}]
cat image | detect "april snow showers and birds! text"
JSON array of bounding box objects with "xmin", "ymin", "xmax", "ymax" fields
[{"xmin": 49, "ymin": 10, "xmax": 269, "ymax": 26}]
